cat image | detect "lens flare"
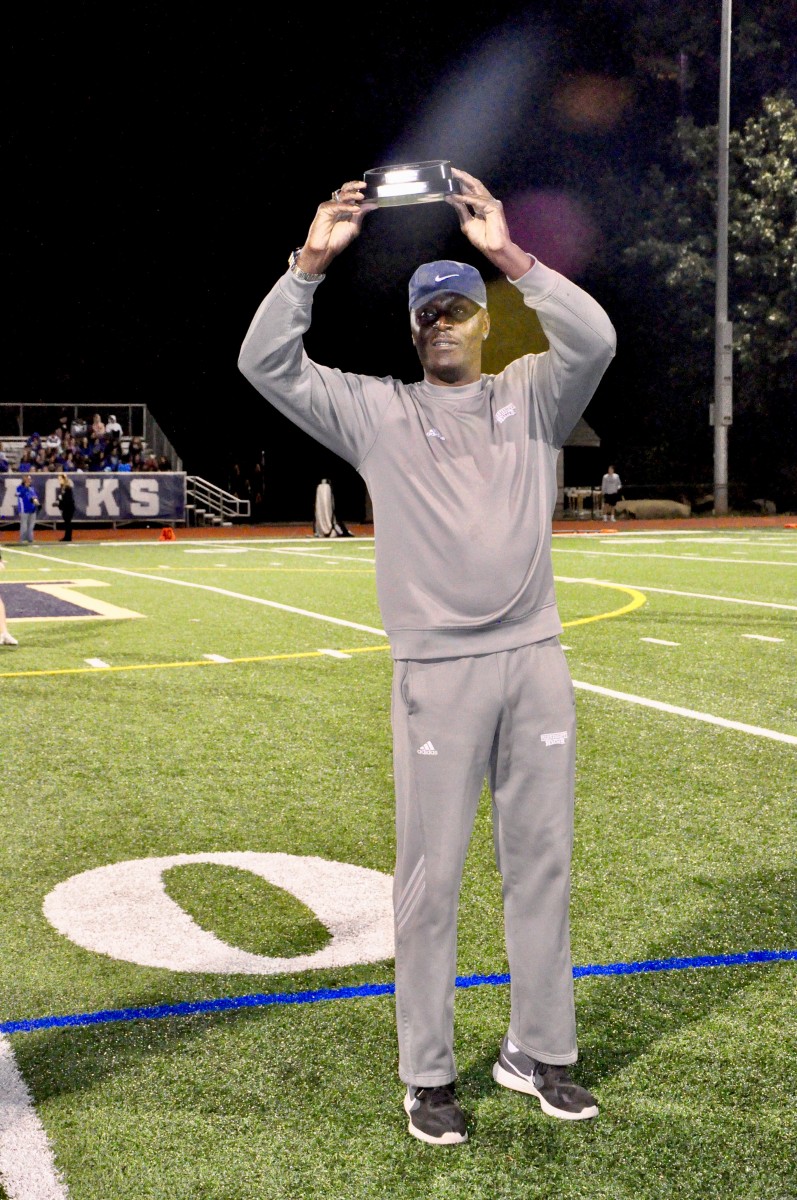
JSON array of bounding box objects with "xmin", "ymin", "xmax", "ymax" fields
[
  {"xmin": 552, "ymin": 73, "xmax": 633, "ymax": 133},
  {"xmin": 502, "ymin": 190, "xmax": 599, "ymax": 278}
]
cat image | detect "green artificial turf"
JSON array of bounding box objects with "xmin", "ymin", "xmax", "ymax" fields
[{"xmin": 1, "ymin": 529, "xmax": 795, "ymax": 1199}]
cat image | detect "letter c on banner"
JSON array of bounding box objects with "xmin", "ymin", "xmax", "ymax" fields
[{"xmin": 43, "ymin": 852, "xmax": 395, "ymax": 974}]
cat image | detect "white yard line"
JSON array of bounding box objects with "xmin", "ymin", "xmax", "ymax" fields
[
  {"xmin": 553, "ymin": 548, "xmax": 797, "ymax": 568},
  {"xmin": 203, "ymin": 653, "xmax": 232, "ymax": 662},
  {"xmin": 269, "ymin": 547, "xmax": 376, "ymax": 564},
  {"xmin": 741, "ymin": 634, "xmax": 784, "ymax": 644},
  {"xmin": 318, "ymin": 648, "xmax": 352, "ymax": 659},
  {"xmin": 84, "ymin": 658, "xmax": 111, "ymax": 669},
  {"xmin": 0, "ymin": 1036, "xmax": 69, "ymax": 1199},
  {"xmin": 568, "ymin": 580, "xmax": 797, "ymax": 613},
  {"xmin": 640, "ymin": 638, "xmax": 680, "ymax": 646},
  {"xmin": 572, "ymin": 680, "xmax": 797, "ymax": 745},
  {"xmin": 3, "ymin": 549, "xmax": 386, "ymax": 638}
]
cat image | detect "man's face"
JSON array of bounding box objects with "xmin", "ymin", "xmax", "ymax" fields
[{"xmin": 410, "ymin": 292, "xmax": 490, "ymax": 386}]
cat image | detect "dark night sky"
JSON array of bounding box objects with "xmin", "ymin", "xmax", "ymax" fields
[{"xmin": 7, "ymin": 2, "xmax": 792, "ymax": 518}]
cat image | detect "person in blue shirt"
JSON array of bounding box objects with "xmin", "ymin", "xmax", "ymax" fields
[{"xmin": 16, "ymin": 474, "xmax": 40, "ymax": 543}]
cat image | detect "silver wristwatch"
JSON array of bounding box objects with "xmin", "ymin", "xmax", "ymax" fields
[{"xmin": 288, "ymin": 247, "xmax": 325, "ymax": 282}]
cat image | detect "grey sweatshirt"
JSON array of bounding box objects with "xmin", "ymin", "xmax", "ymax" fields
[{"xmin": 238, "ymin": 260, "xmax": 616, "ymax": 659}]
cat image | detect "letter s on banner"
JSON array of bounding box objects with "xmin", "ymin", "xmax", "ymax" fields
[{"xmin": 130, "ymin": 478, "xmax": 160, "ymax": 516}]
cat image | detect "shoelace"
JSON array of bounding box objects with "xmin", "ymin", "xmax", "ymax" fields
[{"xmin": 417, "ymin": 1085, "xmax": 457, "ymax": 1107}]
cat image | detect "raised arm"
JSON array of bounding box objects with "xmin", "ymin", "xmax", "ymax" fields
[
  {"xmin": 238, "ymin": 180, "xmax": 388, "ymax": 466},
  {"xmin": 446, "ymin": 168, "xmax": 534, "ymax": 281},
  {"xmin": 447, "ymin": 167, "xmax": 616, "ymax": 446},
  {"xmin": 292, "ymin": 179, "xmax": 376, "ymax": 277}
]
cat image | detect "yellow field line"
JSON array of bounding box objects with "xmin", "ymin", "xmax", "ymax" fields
[
  {"xmin": 0, "ymin": 567, "xmax": 373, "ymax": 575},
  {"xmin": 557, "ymin": 579, "xmax": 647, "ymax": 627},
  {"xmin": 0, "ymin": 644, "xmax": 391, "ymax": 679},
  {"xmin": 0, "ymin": 581, "xmax": 647, "ymax": 679}
]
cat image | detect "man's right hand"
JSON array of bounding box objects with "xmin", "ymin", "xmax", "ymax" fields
[{"xmin": 295, "ymin": 181, "xmax": 376, "ymax": 276}]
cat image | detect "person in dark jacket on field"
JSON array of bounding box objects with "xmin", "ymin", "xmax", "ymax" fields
[{"xmin": 55, "ymin": 473, "xmax": 76, "ymax": 541}]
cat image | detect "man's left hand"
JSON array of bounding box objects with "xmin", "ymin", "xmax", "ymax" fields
[{"xmin": 447, "ymin": 169, "xmax": 534, "ymax": 280}]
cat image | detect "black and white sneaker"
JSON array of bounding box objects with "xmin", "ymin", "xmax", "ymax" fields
[
  {"xmin": 404, "ymin": 1084, "xmax": 468, "ymax": 1145},
  {"xmin": 492, "ymin": 1036, "xmax": 598, "ymax": 1120}
]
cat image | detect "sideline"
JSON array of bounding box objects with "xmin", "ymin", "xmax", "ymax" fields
[
  {"xmin": 3, "ymin": 949, "xmax": 795, "ymax": 1037},
  {"xmin": 0, "ymin": 1036, "xmax": 67, "ymax": 1199}
]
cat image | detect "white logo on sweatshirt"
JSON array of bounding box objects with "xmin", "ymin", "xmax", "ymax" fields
[
  {"xmin": 495, "ymin": 404, "xmax": 517, "ymax": 424},
  {"xmin": 417, "ymin": 741, "xmax": 438, "ymax": 756},
  {"xmin": 541, "ymin": 731, "xmax": 568, "ymax": 747},
  {"xmin": 426, "ymin": 428, "xmax": 446, "ymax": 441}
]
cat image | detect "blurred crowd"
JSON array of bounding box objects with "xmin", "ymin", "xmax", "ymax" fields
[{"xmin": 0, "ymin": 413, "xmax": 171, "ymax": 474}]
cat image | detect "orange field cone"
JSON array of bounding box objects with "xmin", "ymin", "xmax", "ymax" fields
[{"xmin": 159, "ymin": 526, "xmax": 176, "ymax": 541}]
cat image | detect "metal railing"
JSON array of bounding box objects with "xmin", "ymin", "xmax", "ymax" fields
[{"xmin": 186, "ymin": 476, "xmax": 250, "ymax": 526}]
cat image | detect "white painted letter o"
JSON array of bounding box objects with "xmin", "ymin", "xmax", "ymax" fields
[{"xmin": 42, "ymin": 852, "xmax": 394, "ymax": 974}]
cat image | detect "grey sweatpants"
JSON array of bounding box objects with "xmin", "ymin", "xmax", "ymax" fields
[{"xmin": 391, "ymin": 637, "xmax": 578, "ymax": 1087}]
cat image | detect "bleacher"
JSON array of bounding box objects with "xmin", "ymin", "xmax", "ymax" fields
[{"xmin": 0, "ymin": 435, "xmax": 145, "ymax": 470}]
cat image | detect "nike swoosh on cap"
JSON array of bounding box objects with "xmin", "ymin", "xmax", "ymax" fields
[{"xmin": 433, "ymin": 273, "xmax": 459, "ymax": 282}]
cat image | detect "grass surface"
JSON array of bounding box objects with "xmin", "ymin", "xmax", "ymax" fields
[{"xmin": 0, "ymin": 529, "xmax": 795, "ymax": 1199}]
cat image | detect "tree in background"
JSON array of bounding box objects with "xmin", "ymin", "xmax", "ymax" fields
[{"xmin": 621, "ymin": 94, "xmax": 796, "ymax": 507}]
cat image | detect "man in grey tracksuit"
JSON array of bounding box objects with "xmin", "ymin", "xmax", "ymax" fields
[{"xmin": 238, "ymin": 167, "xmax": 616, "ymax": 1145}]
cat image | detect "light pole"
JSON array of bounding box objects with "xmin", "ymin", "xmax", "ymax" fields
[{"xmin": 712, "ymin": 0, "xmax": 733, "ymax": 514}]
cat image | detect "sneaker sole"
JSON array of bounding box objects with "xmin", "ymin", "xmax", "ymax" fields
[
  {"xmin": 492, "ymin": 1062, "xmax": 598, "ymax": 1121},
  {"xmin": 403, "ymin": 1096, "xmax": 468, "ymax": 1145}
]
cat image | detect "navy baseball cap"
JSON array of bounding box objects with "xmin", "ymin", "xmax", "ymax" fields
[{"xmin": 408, "ymin": 260, "xmax": 487, "ymax": 312}]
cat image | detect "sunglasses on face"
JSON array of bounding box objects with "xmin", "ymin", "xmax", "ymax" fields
[{"xmin": 414, "ymin": 298, "xmax": 481, "ymax": 327}]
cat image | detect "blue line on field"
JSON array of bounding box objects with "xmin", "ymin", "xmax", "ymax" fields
[{"xmin": 2, "ymin": 948, "xmax": 794, "ymax": 1036}]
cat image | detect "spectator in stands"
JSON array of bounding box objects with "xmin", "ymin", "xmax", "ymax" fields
[
  {"xmin": 0, "ymin": 554, "xmax": 19, "ymax": 645},
  {"xmin": 157, "ymin": 455, "xmax": 171, "ymax": 471},
  {"xmin": 17, "ymin": 447, "xmax": 36, "ymax": 472},
  {"xmin": 88, "ymin": 433, "xmax": 107, "ymax": 471},
  {"xmin": 71, "ymin": 414, "xmax": 88, "ymax": 438},
  {"xmin": 142, "ymin": 453, "xmax": 160, "ymax": 471},
  {"xmin": 45, "ymin": 428, "xmax": 63, "ymax": 451},
  {"xmin": 117, "ymin": 453, "xmax": 132, "ymax": 473},
  {"xmin": 58, "ymin": 412, "xmax": 71, "ymax": 440},
  {"xmin": 90, "ymin": 413, "xmax": 106, "ymax": 438},
  {"xmin": 16, "ymin": 474, "xmax": 40, "ymax": 543},
  {"xmin": 0, "ymin": 443, "xmax": 9, "ymax": 473},
  {"xmin": 55, "ymin": 473, "xmax": 76, "ymax": 541},
  {"xmin": 105, "ymin": 413, "xmax": 123, "ymax": 437}
]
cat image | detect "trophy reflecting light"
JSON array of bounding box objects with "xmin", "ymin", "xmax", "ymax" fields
[{"xmin": 363, "ymin": 160, "xmax": 462, "ymax": 207}]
